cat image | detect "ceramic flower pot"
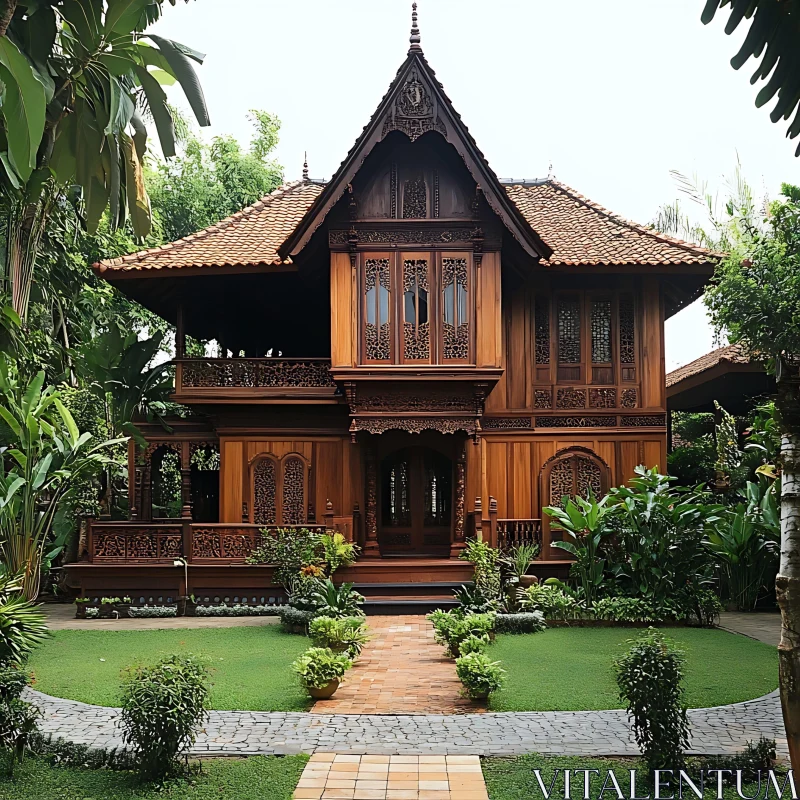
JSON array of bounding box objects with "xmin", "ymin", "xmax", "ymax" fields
[
  {"xmin": 307, "ymin": 679, "xmax": 340, "ymax": 699},
  {"xmin": 75, "ymin": 603, "xmax": 88, "ymax": 619},
  {"xmin": 519, "ymin": 575, "xmax": 539, "ymax": 589},
  {"xmin": 469, "ymin": 690, "xmax": 490, "ymax": 701}
]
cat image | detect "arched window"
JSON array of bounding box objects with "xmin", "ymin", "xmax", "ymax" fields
[
  {"xmin": 541, "ymin": 448, "xmax": 610, "ymax": 509},
  {"xmin": 250, "ymin": 453, "xmax": 308, "ymax": 526}
]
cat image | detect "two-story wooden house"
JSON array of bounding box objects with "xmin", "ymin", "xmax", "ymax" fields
[{"xmin": 65, "ymin": 12, "xmax": 716, "ymax": 609}]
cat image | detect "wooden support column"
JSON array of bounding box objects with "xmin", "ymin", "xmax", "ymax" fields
[
  {"xmin": 363, "ymin": 446, "xmax": 380, "ymax": 557},
  {"xmin": 450, "ymin": 445, "xmax": 467, "ymax": 558},
  {"xmin": 180, "ymin": 441, "xmax": 193, "ymax": 520},
  {"xmin": 175, "ymin": 304, "xmax": 186, "ymax": 359},
  {"xmin": 488, "ymin": 496, "xmax": 498, "ymax": 548}
]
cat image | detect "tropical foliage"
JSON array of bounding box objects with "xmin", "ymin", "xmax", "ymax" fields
[
  {"xmin": 290, "ymin": 647, "xmax": 351, "ymax": 690},
  {"xmin": 0, "ymin": 574, "xmax": 47, "ymax": 665}
]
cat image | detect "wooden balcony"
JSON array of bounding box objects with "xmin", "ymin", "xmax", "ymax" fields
[{"xmin": 173, "ymin": 358, "xmax": 338, "ymax": 403}]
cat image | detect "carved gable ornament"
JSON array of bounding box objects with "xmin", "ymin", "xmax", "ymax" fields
[{"xmin": 382, "ymin": 67, "xmax": 446, "ymax": 142}]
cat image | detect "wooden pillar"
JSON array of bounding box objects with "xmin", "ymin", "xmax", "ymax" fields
[
  {"xmin": 175, "ymin": 304, "xmax": 186, "ymax": 359},
  {"xmin": 363, "ymin": 446, "xmax": 380, "ymax": 558},
  {"xmin": 323, "ymin": 499, "xmax": 335, "ymax": 531},
  {"xmin": 488, "ymin": 496, "xmax": 498, "ymax": 548},
  {"xmin": 180, "ymin": 441, "xmax": 193, "ymax": 520},
  {"xmin": 473, "ymin": 497, "xmax": 483, "ymax": 541},
  {"xmin": 450, "ymin": 446, "xmax": 466, "ymax": 558}
]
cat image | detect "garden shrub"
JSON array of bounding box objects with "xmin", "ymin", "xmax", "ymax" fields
[
  {"xmin": 127, "ymin": 605, "xmax": 177, "ymax": 618},
  {"xmin": 0, "ymin": 665, "xmax": 38, "ymax": 775},
  {"xmin": 427, "ymin": 610, "xmax": 495, "ymax": 657},
  {"xmin": 320, "ymin": 532, "xmax": 360, "ymax": 574},
  {"xmin": 291, "ymin": 647, "xmax": 352, "ymax": 690},
  {"xmin": 494, "ymin": 612, "xmax": 547, "ymax": 634},
  {"xmin": 593, "ymin": 597, "xmax": 658, "ymax": 623},
  {"xmin": 519, "ymin": 584, "xmax": 585, "ymax": 619},
  {"xmin": 30, "ymin": 732, "xmax": 137, "ymax": 771},
  {"xmin": 455, "ymin": 652, "xmax": 505, "ymax": 699},
  {"xmin": 458, "ymin": 633, "xmax": 490, "ymax": 655},
  {"xmin": 460, "ymin": 539, "xmax": 503, "ymax": 608},
  {"xmin": 309, "ymin": 579, "xmax": 365, "ymax": 618},
  {"xmin": 195, "ymin": 603, "xmax": 287, "ymax": 617},
  {"xmin": 279, "ymin": 606, "xmax": 315, "ymax": 632},
  {"xmin": 453, "ymin": 583, "xmax": 495, "ymax": 613},
  {"xmin": 309, "ymin": 616, "xmax": 369, "ymax": 657},
  {"xmin": 246, "ymin": 527, "xmax": 324, "ymax": 588},
  {"xmin": 698, "ymin": 737, "xmax": 776, "ymax": 782},
  {"xmin": 120, "ymin": 654, "xmax": 210, "ymax": 782},
  {"xmin": 614, "ymin": 628, "xmax": 689, "ymax": 774}
]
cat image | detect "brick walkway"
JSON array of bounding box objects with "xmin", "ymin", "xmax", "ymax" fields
[
  {"xmin": 312, "ymin": 616, "xmax": 479, "ymax": 715},
  {"xmin": 294, "ymin": 753, "xmax": 487, "ymax": 800}
]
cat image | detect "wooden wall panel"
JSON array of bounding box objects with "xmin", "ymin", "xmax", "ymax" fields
[
  {"xmin": 640, "ymin": 276, "xmax": 665, "ymax": 410},
  {"xmin": 643, "ymin": 439, "xmax": 665, "ymax": 473},
  {"xmin": 510, "ymin": 442, "xmax": 533, "ymax": 518},
  {"xmin": 220, "ymin": 440, "xmax": 243, "ymax": 523},
  {"xmin": 466, "ymin": 441, "xmax": 482, "ymax": 512},
  {"xmin": 476, "ymin": 252, "xmax": 502, "ymax": 368},
  {"xmin": 330, "ymin": 252, "xmax": 354, "ymax": 368},
  {"xmin": 619, "ymin": 441, "xmax": 641, "ymax": 486},
  {"xmin": 485, "ymin": 441, "xmax": 508, "ymax": 517},
  {"xmin": 314, "ymin": 441, "xmax": 340, "ymax": 518}
]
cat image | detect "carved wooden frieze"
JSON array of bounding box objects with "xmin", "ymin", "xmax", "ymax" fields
[
  {"xmin": 352, "ymin": 417, "xmax": 477, "ymax": 436},
  {"xmin": 181, "ymin": 359, "xmax": 335, "ymax": 389},
  {"xmin": 621, "ymin": 415, "xmax": 666, "ymax": 427},
  {"xmin": 482, "ymin": 417, "xmax": 532, "ymax": 430},
  {"xmin": 329, "ymin": 228, "xmax": 474, "ymax": 246},
  {"xmin": 535, "ymin": 416, "xmax": 617, "ymax": 428},
  {"xmin": 349, "ymin": 384, "xmax": 479, "ymax": 415}
]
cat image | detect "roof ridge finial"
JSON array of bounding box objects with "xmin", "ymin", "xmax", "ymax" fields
[
  {"xmin": 409, "ymin": 2, "xmax": 422, "ymax": 53},
  {"xmin": 302, "ymin": 152, "xmax": 309, "ymax": 182}
]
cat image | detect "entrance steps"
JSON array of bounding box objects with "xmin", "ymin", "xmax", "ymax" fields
[{"xmin": 355, "ymin": 581, "xmax": 464, "ymax": 615}]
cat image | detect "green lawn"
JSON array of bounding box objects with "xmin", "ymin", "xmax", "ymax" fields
[
  {"xmin": 0, "ymin": 754, "xmax": 306, "ymax": 800},
  {"xmin": 482, "ymin": 754, "xmax": 770, "ymax": 800},
  {"xmin": 28, "ymin": 627, "xmax": 311, "ymax": 711},
  {"xmin": 488, "ymin": 627, "xmax": 778, "ymax": 712}
]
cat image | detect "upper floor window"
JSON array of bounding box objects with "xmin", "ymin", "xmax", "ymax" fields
[{"xmin": 360, "ymin": 251, "xmax": 473, "ymax": 365}]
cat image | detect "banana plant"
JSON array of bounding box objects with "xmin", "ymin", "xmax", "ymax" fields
[
  {"xmin": 0, "ymin": 0, "xmax": 211, "ymax": 320},
  {"xmin": 543, "ymin": 493, "xmax": 614, "ymax": 608},
  {"xmin": 0, "ymin": 365, "xmax": 124, "ymax": 599}
]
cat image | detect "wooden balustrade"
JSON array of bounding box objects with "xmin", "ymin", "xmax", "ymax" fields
[
  {"xmin": 495, "ymin": 519, "xmax": 543, "ymax": 553},
  {"xmin": 176, "ymin": 358, "xmax": 335, "ymax": 390},
  {"xmin": 87, "ymin": 521, "xmax": 328, "ymax": 565}
]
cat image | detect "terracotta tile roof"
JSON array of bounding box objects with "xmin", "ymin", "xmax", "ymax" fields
[
  {"xmin": 96, "ymin": 176, "xmax": 719, "ymax": 275},
  {"xmin": 666, "ymin": 343, "xmax": 750, "ymax": 388},
  {"xmin": 504, "ymin": 180, "xmax": 719, "ymax": 266},
  {"xmin": 94, "ymin": 181, "xmax": 324, "ymax": 273}
]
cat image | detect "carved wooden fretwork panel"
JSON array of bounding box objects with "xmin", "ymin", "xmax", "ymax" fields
[
  {"xmin": 556, "ymin": 388, "xmax": 587, "ymax": 409},
  {"xmin": 536, "ymin": 416, "xmax": 617, "ymax": 428},
  {"xmin": 482, "ymin": 417, "xmax": 532, "ymax": 430},
  {"xmin": 402, "ymin": 175, "xmax": 427, "ymax": 219},
  {"xmin": 281, "ymin": 456, "xmax": 306, "ymax": 525},
  {"xmin": 442, "ymin": 257, "xmax": 469, "ymax": 361},
  {"xmin": 330, "ymin": 228, "xmax": 473, "ymax": 246},
  {"xmin": 353, "ymin": 417, "xmax": 476, "ymax": 436},
  {"xmin": 621, "ymin": 414, "xmax": 666, "ymax": 427},
  {"xmin": 252, "ymin": 458, "xmax": 277, "ymax": 526},
  {"xmin": 403, "ymin": 259, "xmax": 430, "ymax": 360},
  {"xmin": 619, "ymin": 295, "xmax": 636, "ymax": 364},
  {"xmin": 350, "ymin": 385, "xmax": 478, "ymax": 414},
  {"xmin": 181, "ymin": 359, "xmax": 334, "ymax": 389},
  {"xmin": 382, "ymin": 68, "xmax": 447, "ymax": 142},
  {"xmin": 591, "ymin": 300, "xmax": 612, "ymax": 363},
  {"xmin": 92, "ymin": 526, "xmax": 183, "ymax": 563},
  {"xmin": 546, "ymin": 450, "xmax": 607, "ymax": 510},
  {"xmin": 535, "ymin": 296, "xmax": 551, "ymax": 365},
  {"xmin": 534, "ymin": 389, "xmax": 552, "ymax": 409},
  {"xmin": 557, "ymin": 298, "xmax": 581, "ymax": 363},
  {"xmin": 589, "ymin": 388, "xmax": 617, "ymax": 408},
  {"xmin": 549, "ymin": 459, "xmax": 574, "ymax": 509},
  {"xmin": 577, "ymin": 457, "xmax": 603, "ymax": 499},
  {"xmin": 364, "ymin": 258, "xmax": 391, "ymax": 361},
  {"xmin": 620, "ymin": 388, "xmax": 638, "ymax": 408}
]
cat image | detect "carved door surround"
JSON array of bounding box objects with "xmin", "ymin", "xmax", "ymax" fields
[
  {"xmin": 539, "ymin": 447, "xmax": 610, "ymax": 560},
  {"xmin": 249, "ymin": 452, "xmax": 310, "ymax": 526}
]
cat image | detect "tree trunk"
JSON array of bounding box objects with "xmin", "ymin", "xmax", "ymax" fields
[
  {"xmin": 776, "ymin": 378, "xmax": 800, "ymax": 773},
  {"xmin": 0, "ymin": 1, "xmax": 17, "ymax": 37},
  {"xmin": 7, "ymin": 199, "xmax": 47, "ymax": 322}
]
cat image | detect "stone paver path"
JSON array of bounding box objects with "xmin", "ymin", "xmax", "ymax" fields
[
  {"xmin": 719, "ymin": 611, "xmax": 781, "ymax": 646},
  {"xmin": 294, "ymin": 753, "xmax": 487, "ymax": 800},
  {"xmin": 313, "ymin": 616, "xmax": 478, "ymax": 715},
  {"xmin": 27, "ymin": 687, "xmax": 787, "ymax": 757}
]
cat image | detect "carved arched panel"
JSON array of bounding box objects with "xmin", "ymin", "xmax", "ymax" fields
[
  {"xmin": 281, "ymin": 455, "xmax": 307, "ymax": 525},
  {"xmin": 540, "ymin": 447, "xmax": 610, "ymax": 509},
  {"xmin": 251, "ymin": 456, "xmax": 278, "ymax": 526}
]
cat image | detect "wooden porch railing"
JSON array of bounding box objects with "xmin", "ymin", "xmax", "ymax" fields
[
  {"xmin": 496, "ymin": 519, "xmax": 543, "ymax": 552},
  {"xmin": 175, "ymin": 358, "xmax": 336, "ymax": 395},
  {"xmin": 87, "ymin": 521, "xmax": 328, "ymax": 565}
]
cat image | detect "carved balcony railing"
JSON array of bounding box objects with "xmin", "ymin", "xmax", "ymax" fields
[
  {"xmin": 87, "ymin": 522, "xmax": 328, "ymax": 565},
  {"xmin": 496, "ymin": 519, "xmax": 543, "ymax": 553},
  {"xmin": 174, "ymin": 358, "xmax": 337, "ymax": 401}
]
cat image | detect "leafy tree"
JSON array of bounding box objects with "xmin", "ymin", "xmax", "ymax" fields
[
  {"xmin": 0, "ymin": 0, "xmax": 210, "ymax": 320},
  {"xmin": 147, "ymin": 110, "xmax": 283, "ymax": 241},
  {"xmin": 703, "ymin": 183, "xmax": 800, "ymax": 769},
  {"xmin": 702, "ymin": 1, "xmax": 800, "ymax": 155}
]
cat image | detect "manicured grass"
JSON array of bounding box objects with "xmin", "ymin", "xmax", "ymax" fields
[
  {"xmin": 0, "ymin": 754, "xmax": 307, "ymax": 800},
  {"xmin": 488, "ymin": 626, "xmax": 778, "ymax": 712},
  {"xmin": 482, "ymin": 754, "xmax": 768, "ymax": 800},
  {"xmin": 28, "ymin": 627, "xmax": 312, "ymax": 711}
]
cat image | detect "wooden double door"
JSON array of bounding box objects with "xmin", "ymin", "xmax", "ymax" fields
[{"xmin": 379, "ymin": 446, "xmax": 453, "ymax": 555}]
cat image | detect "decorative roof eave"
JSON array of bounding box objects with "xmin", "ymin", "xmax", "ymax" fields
[{"xmin": 278, "ymin": 51, "xmax": 553, "ymax": 262}]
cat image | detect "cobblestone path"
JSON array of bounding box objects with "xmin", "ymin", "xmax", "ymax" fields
[
  {"xmin": 27, "ymin": 688, "xmax": 787, "ymax": 758},
  {"xmin": 312, "ymin": 616, "xmax": 478, "ymax": 715}
]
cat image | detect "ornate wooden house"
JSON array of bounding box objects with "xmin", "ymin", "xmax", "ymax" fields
[{"xmin": 65, "ymin": 12, "xmax": 717, "ymax": 609}]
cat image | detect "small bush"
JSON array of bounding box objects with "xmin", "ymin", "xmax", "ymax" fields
[
  {"xmin": 494, "ymin": 612, "xmax": 547, "ymax": 634},
  {"xmin": 699, "ymin": 737, "xmax": 776, "ymax": 782},
  {"xmin": 519, "ymin": 584, "xmax": 585, "ymax": 619},
  {"xmin": 309, "ymin": 579, "xmax": 365, "ymax": 619},
  {"xmin": 614, "ymin": 628, "xmax": 689, "ymax": 774},
  {"xmin": 593, "ymin": 597, "xmax": 658, "ymax": 623},
  {"xmin": 427, "ymin": 610, "xmax": 495, "ymax": 657},
  {"xmin": 195, "ymin": 603, "xmax": 287, "ymax": 617},
  {"xmin": 688, "ymin": 589, "xmax": 723, "ymax": 628},
  {"xmin": 84, "ymin": 607, "xmax": 99, "ymax": 619},
  {"xmin": 291, "ymin": 647, "xmax": 352, "ymax": 690},
  {"xmin": 320, "ymin": 532, "xmax": 360, "ymax": 574},
  {"xmin": 128, "ymin": 605, "xmax": 177, "ymax": 618},
  {"xmin": 120, "ymin": 654, "xmax": 209, "ymax": 783},
  {"xmin": 459, "ymin": 539, "xmax": 503, "ymax": 608},
  {"xmin": 309, "ymin": 616, "xmax": 369, "ymax": 658},
  {"xmin": 30, "ymin": 732, "xmax": 137, "ymax": 771},
  {"xmin": 455, "ymin": 652, "xmax": 505, "ymax": 699},
  {"xmin": 279, "ymin": 606, "xmax": 316, "ymax": 632},
  {"xmin": 0, "ymin": 665, "xmax": 38, "ymax": 775},
  {"xmin": 458, "ymin": 633, "xmax": 490, "ymax": 656}
]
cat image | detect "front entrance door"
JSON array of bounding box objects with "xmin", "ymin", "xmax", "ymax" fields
[{"xmin": 379, "ymin": 447, "xmax": 453, "ymax": 555}]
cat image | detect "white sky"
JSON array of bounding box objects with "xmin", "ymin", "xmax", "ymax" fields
[{"xmin": 150, "ymin": 0, "xmax": 799, "ymax": 371}]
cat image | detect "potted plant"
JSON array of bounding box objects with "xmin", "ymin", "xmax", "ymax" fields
[
  {"xmin": 309, "ymin": 616, "xmax": 369, "ymax": 659},
  {"xmin": 99, "ymin": 597, "xmax": 120, "ymax": 618},
  {"xmin": 115, "ymin": 597, "xmax": 133, "ymax": 618},
  {"xmin": 74, "ymin": 598, "xmax": 91, "ymax": 619},
  {"xmin": 455, "ymin": 651, "xmax": 506, "ymax": 700},
  {"xmin": 503, "ymin": 543, "xmax": 540, "ymax": 589},
  {"xmin": 291, "ymin": 647, "xmax": 352, "ymax": 699}
]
